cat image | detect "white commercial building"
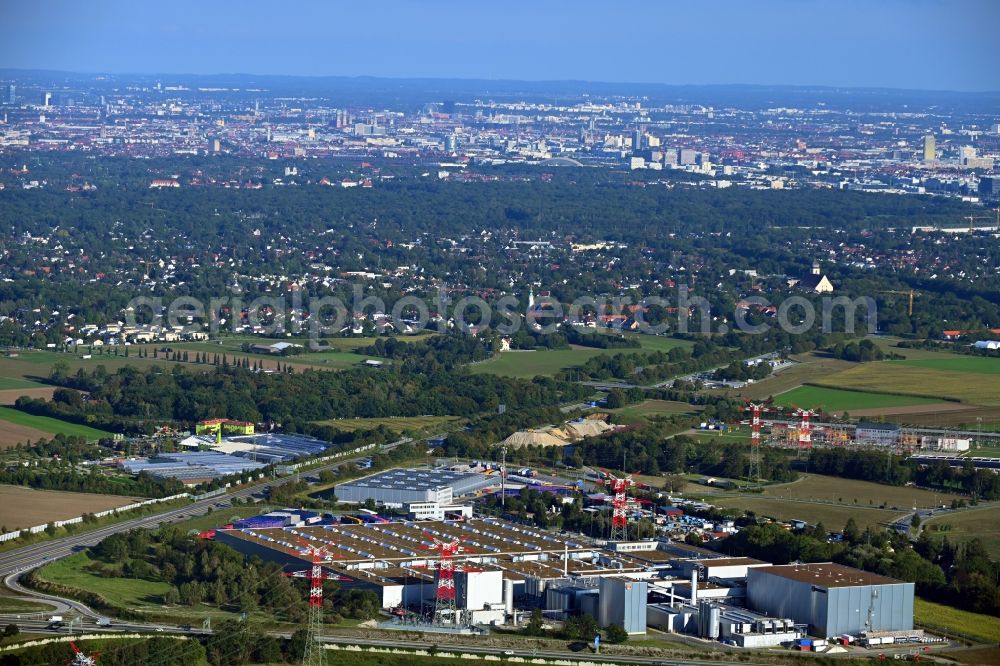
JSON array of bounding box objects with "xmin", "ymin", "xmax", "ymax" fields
[{"xmin": 406, "ymin": 501, "xmax": 473, "ymax": 521}]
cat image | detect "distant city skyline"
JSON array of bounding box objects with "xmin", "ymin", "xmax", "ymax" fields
[{"xmin": 1, "ymin": 0, "xmax": 999, "ymax": 92}]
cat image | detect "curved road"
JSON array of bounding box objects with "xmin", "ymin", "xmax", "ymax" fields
[{"xmin": 0, "ymin": 448, "xmax": 390, "ymax": 619}]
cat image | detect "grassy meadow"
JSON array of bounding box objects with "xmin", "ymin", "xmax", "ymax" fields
[{"xmin": 773, "ymin": 385, "xmax": 942, "ymax": 412}]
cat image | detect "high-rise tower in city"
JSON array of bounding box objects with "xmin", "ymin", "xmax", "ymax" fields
[{"xmin": 923, "ymin": 134, "xmax": 936, "ymax": 161}]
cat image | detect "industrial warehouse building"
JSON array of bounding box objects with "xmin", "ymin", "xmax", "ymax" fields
[
  {"xmin": 214, "ymin": 517, "xmax": 622, "ymax": 620},
  {"xmin": 121, "ymin": 432, "xmax": 329, "ymax": 483},
  {"xmin": 747, "ymin": 563, "xmax": 914, "ymax": 638},
  {"xmin": 121, "ymin": 451, "xmax": 268, "ymax": 485},
  {"xmin": 209, "ymin": 511, "xmax": 917, "ymax": 647},
  {"xmin": 335, "ymin": 468, "xmax": 493, "ymax": 506}
]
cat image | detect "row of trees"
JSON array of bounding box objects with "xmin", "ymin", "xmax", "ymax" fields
[
  {"xmin": 0, "ymin": 460, "xmax": 184, "ymax": 498},
  {"xmin": 570, "ymin": 428, "xmax": 798, "ymax": 483},
  {"xmin": 809, "ymin": 448, "xmax": 1000, "ymax": 500}
]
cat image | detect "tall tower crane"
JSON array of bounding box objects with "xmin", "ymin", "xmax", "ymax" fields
[
  {"xmin": 879, "ymin": 289, "xmax": 921, "ymax": 316},
  {"xmin": 964, "ymin": 214, "xmax": 992, "ymax": 232}
]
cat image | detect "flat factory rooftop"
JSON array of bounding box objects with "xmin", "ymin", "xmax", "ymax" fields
[{"xmin": 217, "ymin": 517, "xmax": 651, "ymax": 582}]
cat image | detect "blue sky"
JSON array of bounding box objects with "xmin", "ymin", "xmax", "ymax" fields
[{"xmin": 1, "ymin": 0, "xmax": 998, "ymax": 91}]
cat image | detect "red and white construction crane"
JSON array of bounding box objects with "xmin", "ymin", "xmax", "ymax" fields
[{"xmin": 602, "ymin": 471, "xmax": 635, "ymax": 542}]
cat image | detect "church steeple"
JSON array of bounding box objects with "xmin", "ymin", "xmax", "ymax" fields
[{"xmin": 811, "ymin": 260, "xmax": 821, "ymax": 276}]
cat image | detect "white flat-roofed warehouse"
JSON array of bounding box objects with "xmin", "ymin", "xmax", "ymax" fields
[{"xmin": 335, "ymin": 467, "xmax": 493, "ymax": 506}]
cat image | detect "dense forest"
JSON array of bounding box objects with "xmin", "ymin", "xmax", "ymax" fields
[{"xmin": 32, "ymin": 358, "xmax": 589, "ymax": 431}]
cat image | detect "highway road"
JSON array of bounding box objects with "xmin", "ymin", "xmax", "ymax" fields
[{"xmin": 0, "ymin": 445, "xmax": 396, "ymax": 620}]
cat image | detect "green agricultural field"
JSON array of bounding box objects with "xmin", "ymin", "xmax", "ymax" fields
[
  {"xmin": 0, "ymin": 377, "xmax": 46, "ymax": 390},
  {"xmin": 610, "ymin": 399, "xmax": 700, "ymax": 424},
  {"xmin": 468, "ymin": 334, "xmax": 691, "ymax": 379},
  {"xmin": 815, "ymin": 362, "xmax": 1000, "ymax": 406},
  {"xmin": 0, "ymin": 406, "xmax": 113, "ymax": 441},
  {"xmin": 976, "ymin": 424, "xmax": 1000, "ymax": 433},
  {"xmin": 320, "ymin": 333, "xmax": 439, "ymax": 351},
  {"xmin": 631, "ymin": 334, "xmax": 693, "ymax": 352},
  {"xmin": 0, "ymin": 350, "xmax": 68, "ymax": 365},
  {"xmin": 230, "ymin": 333, "xmax": 436, "ymax": 349},
  {"xmin": 923, "ymin": 505, "xmax": 1000, "ymax": 559},
  {"xmin": 773, "ymin": 385, "xmax": 941, "ymax": 412},
  {"xmin": 761, "ymin": 474, "xmax": 948, "ymax": 509},
  {"xmin": 733, "ymin": 352, "xmax": 857, "ymax": 401},
  {"xmin": 711, "ymin": 496, "xmax": 898, "ymax": 531},
  {"xmin": 914, "ymin": 598, "xmax": 1000, "ymax": 643},
  {"xmin": 629, "ymin": 472, "xmax": 711, "ymax": 495},
  {"xmin": 0, "ymin": 350, "xmax": 193, "ymax": 382},
  {"xmin": 898, "ymin": 356, "xmax": 1000, "ymax": 375},
  {"xmin": 469, "ymin": 348, "xmax": 611, "ymax": 378},
  {"xmin": 311, "ymin": 415, "xmax": 464, "ymax": 435}
]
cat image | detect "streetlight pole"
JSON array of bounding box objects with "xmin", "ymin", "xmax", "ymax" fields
[{"xmin": 501, "ymin": 445, "xmax": 507, "ymax": 511}]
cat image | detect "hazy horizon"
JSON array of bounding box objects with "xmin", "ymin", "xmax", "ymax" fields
[
  {"xmin": 1, "ymin": 0, "xmax": 999, "ymax": 93},
  {"xmin": 5, "ymin": 66, "xmax": 1000, "ymax": 97}
]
